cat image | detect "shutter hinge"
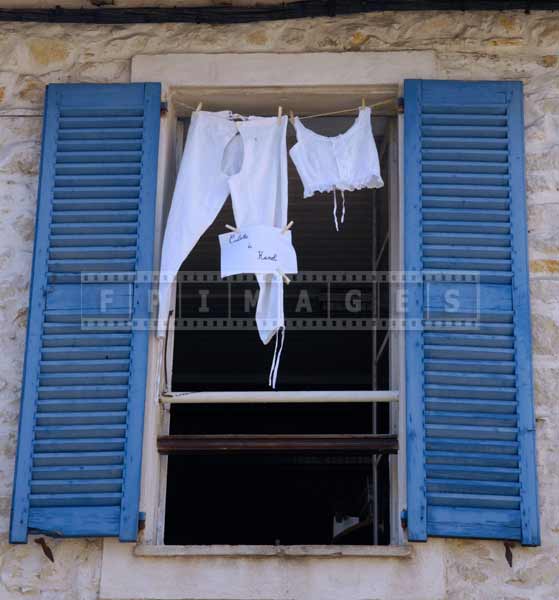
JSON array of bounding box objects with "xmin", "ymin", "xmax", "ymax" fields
[
  {"xmin": 400, "ymin": 509, "xmax": 408, "ymax": 530},
  {"xmin": 160, "ymin": 101, "xmax": 168, "ymax": 116},
  {"xmin": 138, "ymin": 511, "xmax": 146, "ymax": 531},
  {"xmin": 397, "ymin": 97, "xmax": 404, "ymax": 114}
]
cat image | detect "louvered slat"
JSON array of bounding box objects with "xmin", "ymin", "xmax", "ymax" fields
[
  {"xmin": 56, "ymin": 151, "xmax": 142, "ymax": 163},
  {"xmin": 10, "ymin": 83, "xmax": 160, "ymax": 543},
  {"xmin": 426, "ymin": 398, "xmax": 517, "ymax": 415},
  {"xmin": 37, "ymin": 399, "xmax": 129, "ymax": 413},
  {"xmin": 35, "ymin": 411, "xmax": 128, "ymax": 426},
  {"xmin": 42, "ymin": 346, "xmax": 130, "ymax": 360},
  {"xmin": 53, "ymin": 199, "xmax": 140, "ymax": 211},
  {"xmin": 59, "ymin": 116, "xmax": 144, "ymax": 128},
  {"xmin": 33, "ymin": 438, "xmax": 126, "ymax": 453},
  {"xmin": 32, "ymin": 465, "xmax": 123, "ymax": 479},
  {"xmin": 422, "ymin": 137, "xmax": 508, "ymax": 150},
  {"xmin": 32, "ymin": 451, "xmax": 125, "ymax": 466},
  {"xmin": 58, "ymin": 128, "xmax": 143, "ymax": 140}
]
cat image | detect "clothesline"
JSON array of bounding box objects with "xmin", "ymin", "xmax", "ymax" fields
[
  {"xmin": 297, "ymin": 98, "xmax": 396, "ymax": 120},
  {"xmin": 172, "ymin": 97, "xmax": 397, "ymax": 121}
]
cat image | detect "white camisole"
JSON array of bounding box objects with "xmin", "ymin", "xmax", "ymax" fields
[{"xmin": 289, "ymin": 107, "xmax": 384, "ymax": 229}]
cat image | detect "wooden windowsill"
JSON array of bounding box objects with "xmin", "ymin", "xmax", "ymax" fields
[
  {"xmin": 157, "ymin": 433, "xmax": 398, "ymax": 455},
  {"xmin": 134, "ymin": 544, "xmax": 413, "ymax": 559}
]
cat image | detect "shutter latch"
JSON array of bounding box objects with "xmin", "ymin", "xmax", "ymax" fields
[{"xmin": 35, "ymin": 537, "xmax": 55, "ymax": 562}]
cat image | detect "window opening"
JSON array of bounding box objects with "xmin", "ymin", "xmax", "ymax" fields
[{"xmin": 162, "ymin": 112, "xmax": 394, "ymax": 545}]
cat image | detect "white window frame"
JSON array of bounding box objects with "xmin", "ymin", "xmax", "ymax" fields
[{"xmin": 133, "ymin": 50, "xmax": 437, "ymax": 553}]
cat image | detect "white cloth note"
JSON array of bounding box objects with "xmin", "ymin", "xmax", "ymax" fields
[{"xmin": 219, "ymin": 225, "xmax": 297, "ymax": 278}]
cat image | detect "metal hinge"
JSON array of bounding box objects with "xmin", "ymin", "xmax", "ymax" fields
[
  {"xmin": 160, "ymin": 101, "xmax": 168, "ymax": 116},
  {"xmin": 138, "ymin": 511, "xmax": 146, "ymax": 531},
  {"xmin": 400, "ymin": 509, "xmax": 408, "ymax": 530},
  {"xmin": 397, "ymin": 97, "xmax": 404, "ymax": 114}
]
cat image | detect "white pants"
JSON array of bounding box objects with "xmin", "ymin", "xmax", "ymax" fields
[{"xmin": 157, "ymin": 110, "xmax": 288, "ymax": 349}]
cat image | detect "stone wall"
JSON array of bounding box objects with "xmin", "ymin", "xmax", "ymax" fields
[{"xmin": 0, "ymin": 10, "xmax": 557, "ymax": 600}]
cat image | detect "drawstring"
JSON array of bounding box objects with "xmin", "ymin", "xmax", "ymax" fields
[
  {"xmin": 268, "ymin": 326, "xmax": 285, "ymax": 389},
  {"xmin": 332, "ymin": 187, "xmax": 346, "ymax": 231},
  {"xmin": 332, "ymin": 187, "xmax": 339, "ymax": 232}
]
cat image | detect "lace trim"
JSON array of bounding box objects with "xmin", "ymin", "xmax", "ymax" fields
[{"xmin": 302, "ymin": 174, "xmax": 384, "ymax": 199}]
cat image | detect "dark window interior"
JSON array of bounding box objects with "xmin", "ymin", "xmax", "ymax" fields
[
  {"xmin": 165, "ymin": 403, "xmax": 390, "ymax": 545},
  {"xmin": 164, "ymin": 113, "xmax": 394, "ymax": 546}
]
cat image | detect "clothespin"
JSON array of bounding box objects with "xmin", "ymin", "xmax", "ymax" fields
[
  {"xmin": 277, "ymin": 105, "xmax": 283, "ymax": 124},
  {"xmin": 225, "ymin": 224, "xmax": 239, "ymax": 233},
  {"xmin": 361, "ymin": 97, "xmax": 366, "ymax": 110},
  {"xmin": 196, "ymin": 102, "xmax": 203, "ymax": 112},
  {"xmin": 289, "ymin": 110, "xmax": 295, "ymax": 126},
  {"xmin": 277, "ymin": 269, "xmax": 290, "ymax": 285},
  {"xmin": 281, "ymin": 220, "xmax": 294, "ymax": 234}
]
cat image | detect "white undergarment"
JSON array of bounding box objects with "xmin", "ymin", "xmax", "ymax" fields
[
  {"xmin": 289, "ymin": 107, "xmax": 384, "ymax": 229},
  {"xmin": 157, "ymin": 110, "xmax": 289, "ymax": 386}
]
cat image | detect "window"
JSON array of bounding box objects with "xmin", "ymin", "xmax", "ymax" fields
[
  {"xmin": 160, "ymin": 108, "xmax": 401, "ymax": 545},
  {"xmin": 10, "ymin": 71, "xmax": 539, "ymax": 556}
]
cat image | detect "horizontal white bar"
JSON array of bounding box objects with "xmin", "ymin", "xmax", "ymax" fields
[{"xmin": 160, "ymin": 390, "xmax": 399, "ymax": 404}]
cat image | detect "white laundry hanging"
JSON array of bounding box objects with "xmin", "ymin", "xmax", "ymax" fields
[
  {"xmin": 218, "ymin": 223, "xmax": 297, "ymax": 387},
  {"xmin": 157, "ymin": 110, "xmax": 290, "ymax": 387},
  {"xmin": 289, "ymin": 106, "xmax": 384, "ymax": 230},
  {"xmin": 228, "ymin": 114, "xmax": 290, "ymax": 350},
  {"xmin": 157, "ymin": 110, "xmax": 236, "ymax": 338}
]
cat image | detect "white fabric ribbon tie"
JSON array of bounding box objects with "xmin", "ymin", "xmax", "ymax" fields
[
  {"xmin": 268, "ymin": 326, "xmax": 285, "ymax": 389},
  {"xmin": 332, "ymin": 187, "xmax": 346, "ymax": 232}
]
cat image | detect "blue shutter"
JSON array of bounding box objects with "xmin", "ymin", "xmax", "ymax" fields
[
  {"xmin": 404, "ymin": 80, "xmax": 540, "ymax": 546},
  {"xmin": 10, "ymin": 83, "xmax": 161, "ymax": 543}
]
